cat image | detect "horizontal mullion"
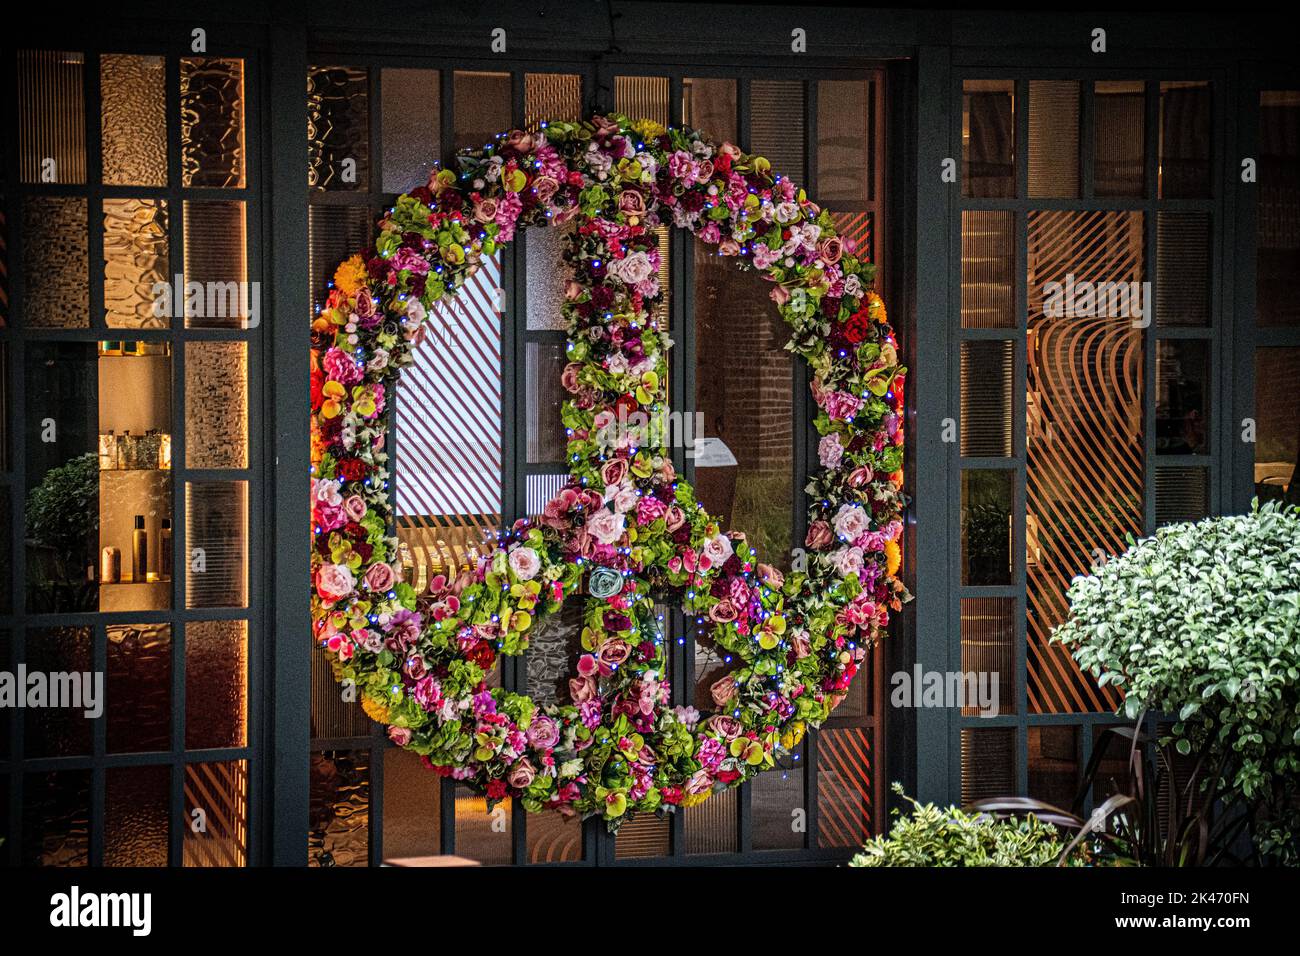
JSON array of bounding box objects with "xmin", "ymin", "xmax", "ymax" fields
[
  {"xmin": 306, "ymin": 190, "xmax": 385, "ymax": 207},
  {"xmin": 1153, "ymin": 453, "xmax": 1213, "ymax": 467},
  {"xmin": 959, "ymin": 456, "xmax": 1021, "ymax": 469},
  {"xmin": 9, "ymin": 746, "xmax": 253, "ymax": 774},
  {"xmin": 959, "ymin": 197, "xmax": 1214, "ymax": 213},
  {"xmin": 181, "ymin": 467, "xmax": 255, "ymax": 482},
  {"xmin": 958, "ymin": 326, "xmax": 1025, "ymax": 340},
  {"xmin": 10, "ymin": 606, "xmax": 251, "ymax": 628},
  {"xmin": 958, "ymin": 585, "xmax": 1021, "ymax": 599}
]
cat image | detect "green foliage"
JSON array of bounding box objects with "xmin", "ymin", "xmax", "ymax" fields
[
  {"xmin": 1054, "ymin": 500, "xmax": 1300, "ymax": 863},
  {"xmin": 850, "ymin": 785, "xmax": 1084, "ymax": 867},
  {"xmin": 26, "ymin": 453, "xmax": 99, "ymax": 552}
]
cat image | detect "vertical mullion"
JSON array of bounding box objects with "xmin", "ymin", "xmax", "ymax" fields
[
  {"xmin": 1143, "ymin": 81, "xmax": 1159, "ymax": 534},
  {"xmin": 1014, "ymin": 77, "xmax": 1031, "ymax": 793},
  {"xmin": 89, "ymin": 619, "xmax": 106, "ymax": 865},
  {"xmin": 1080, "ymin": 80, "xmax": 1096, "ymax": 200},
  {"xmin": 85, "ymin": 52, "xmax": 105, "ymax": 333},
  {"xmin": 800, "ymin": 77, "xmax": 818, "ymax": 849}
]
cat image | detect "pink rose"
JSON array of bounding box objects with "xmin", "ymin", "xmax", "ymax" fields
[
  {"xmin": 586, "ymin": 508, "xmax": 626, "ymax": 545},
  {"xmin": 710, "ymin": 675, "xmax": 737, "ymax": 707},
  {"xmin": 831, "ymin": 545, "xmax": 865, "ymax": 578},
  {"xmin": 526, "ymin": 715, "xmax": 560, "ymax": 749},
  {"xmin": 805, "ymin": 521, "xmax": 833, "ymax": 550},
  {"xmin": 533, "ymin": 175, "xmax": 559, "ymax": 203},
  {"xmin": 817, "ymin": 236, "xmax": 844, "ymax": 265},
  {"xmin": 617, "ymin": 189, "xmax": 647, "ymax": 219},
  {"xmin": 323, "ymin": 347, "xmax": 363, "ymax": 386},
  {"xmin": 388, "ymin": 726, "xmax": 412, "ymax": 746},
  {"xmin": 508, "ymin": 546, "xmax": 541, "ymax": 581},
  {"xmin": 709, "ymin": 599, "xmax": 738, "ymax": 623},
  {"xmin": 770, "ymin": 284, "xmax": 791, "ymax": 306},
  {"xmin": 505, "ymin": 129, "xmax": 535, "ymax": 152},
  {"xmin": 315, "ymin": 563, "xmax": 355, "ymax": 604},
  {"xmin": 848, "ymin": 465, "xmax": 875, "ymax": 488},
  {"xmin": 598, "ymin": 639, "xmax": 632, "ymax": 671},
  {"xmin": 701, "ymin": 533, "xmax": 734, "ymax": 568},
  {"xmin": 790, "ymin": 631, "xmax": 812, "ymax": 660},
  {"xmin": 706, "ymin": 714, "xmax": 742, "ymax": 740},
  {"xmin": 561, "ymin": 362, "xmax": 582, "ymax": 393},
  {"xmin": 833, "ymin": 504, "xmax": 870, "ymax": 542},
  {"xmin": 601, "ymin": 458, "xmax": 629, "ymax": 485},
  {"xmin": 568, "ymin": 676, "xmax": 598, "ymax": 703},
  {"xmin": 363, "ymin": 562, "xmax": 397, "ymax": 592},
  {"xmin": 757, "ymin": 563, "xmax": 784, "ymax": 589},
  {"xmin": 508, "ymin": 759, "xmax": 537, "ymax": 790},
  {"xmin": 343, "ymin": 495, "xmax": 367, "ymax": 522},
  {"xmin": 685, "ymin": 769, "xmax": 714, "ymax": 796},
  {"xmin": 473, "ymin": 197, "xmax": 499, "ymax": 223}
]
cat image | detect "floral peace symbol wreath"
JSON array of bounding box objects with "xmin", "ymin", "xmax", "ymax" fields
[{"xmin": 310, "ymin": 113, "xmax": 911, "ymax": 830}]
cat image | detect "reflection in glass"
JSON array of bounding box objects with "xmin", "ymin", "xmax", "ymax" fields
[
  {"xmin": 527, "ymin": 807, "xmax": 585, "ymax": 863},
  {"xmin": 106, "ymin": 764, "xmax": 170, "ymax": 866},
  {"xmin": 960, "ymin": 210, "xmax": 1015, "ymax": 328},
  {"xmin": 1156, "ymin": 340, "xmax": 1209, "ymax": 454},
  {"xmin": 1254, "ymin": 348, "xmax": 1300, "ymax": 503},
  {"xmin": 21, "ymin": 770, "xmax": 90, "ymax": 866},
  {"xmin": 752, "ymin": 744, "xmax": 804, "ymax": 850},
  {"xmin": 455, "ymin": 786, "xmax": 511, "ymax": 864},
  {"xmin": 23, "ymin": 628, "xmax": 92, "ymax": 758},
  {"xmin": 101, "ymin": 54, "xmax": 168, "ymax": 187},
  {"xmin": 181, "ymin": 57, "xmax": 246, "ymax": 189},
  {"xmin": 185, "ymin": 481, "xmax": 248, "ymax": 608},
  {"xmin": 1159, "ymin": 81, "xmax": 1211, "ymax": 199},
  {"xmin": 17, "ymin": 50, "xmax": 86, "ymax": 185},
  {"xmin": 963, "ymin": 80, "xmax": 1015, "ymax": 198},
  {"xmin": 1258, "ymin": 91, "xmax": 1300, "ymax": 328},
  {"xmin": 1028, "ymin": 725, "xmax": 1078, "ymax": 810},
  {"xmin": 1028, "ymin": 80, "xmax": 1080, "ymax": 198},
  {"xmin": 817, "ymin": 80, "xmax": 872, "ymax": 202},
  {"xmin": 1094, "ymin": 81, "xmax": 1145, "ymax": 197},
  {"xmin": 308, "ymin": 65, "xmax": 370, "ymax": 190},
  {"xmin": 960, "ymin": 469, "xmax": 1012, "ymax": 586},
  {"xmin": 107, "ymin": 623, "xmax": 172, "ymax": 753},
  {"xmin": 184, "ymin": 761, "xmax": 249, "ymax": 866},
  {"xmin": 526, "ymin": 340, "xmax": 568, "ymax": 463},
  {"xmin": 682, "ymin": 77, "xmax": 737, "ymax": 144},
  {"xmin": 382, "ymin": 68, "xmax": 439, "ymax": 194},
  {"xmin": 186, "ymin": 619, "xmax": 248, "ymax": 749},
  {"xmin": 309, "ymin": 750, "xmax": 370, "ymax": 867},
  {"xmin": 104, "ymin": 197, "xmax": 169, "ymax": 329},
  {"xmin": 22, "ymin": 196, "xmax": 89, "ymax": 328},
  {"xmin": 309, "ymin": 205, "xmax": 374, "ymax": 317},
  {"xmin": 454, "ymin": 71, "xmax": 511, "ymax": 152},
  {"xmin": 614, "ymin": 811, "xmax": 670, "ymax": 860}
]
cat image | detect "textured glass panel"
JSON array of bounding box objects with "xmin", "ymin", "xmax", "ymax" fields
[
  {"xmin": 185, "ymin": 481, "xmax": 248, "ymax": 608},
  {"xmin": 381, "ymin": 68, "xmax": 440, "ymax": 194},
  {"xmin": 181, "ymin": 57, "xmax": 245, "ymax": 188},
  {"xmin": 817, "ymin": 80, "xmax": 872, "ymax": 202},
  {"xmin": 97, "ymin": 342, "xmax": 173, "ymax": 613},
  {"xmin": 525, "ymin": 222, "xmax": 573, "ymax": 330},
  {"xmin": 526, "ymin": 599, "xmax": 582, "ymax": 707},
  {"xmin": 0, "ymin": 500, "xmax": 8, "ymax": 616},
  {"xmin": 311, "ymin": 631, "xmax": 372, "ymax": 739},
  {"xmin": 455, "ymin": 786, "xmax": 511, "ymax": 864},
  {"xmin": 614, "ymin": 811, "xmax": 670, "ymax": 860},
  {"xmin": 1028, "ymin": 80, "xmax": 1080, "ymax": 198},
  {"xmin": 22, "ymin": 771, "xmax": 90, "ymax": 866},
  {"xmin": 23, "ymin": 627, "xmax": 92, "ymax": 757},
  {"xmin": 960, "ymin": 727, "xmax": 1016, "ymax": 807},
  {"xmin": 1, "ymin": 190, "xmax": 9, "ymax": 326},
  {"xmin": 186, "ymin": 341, "xmax": 248, "ymax": 468},
  {"xmin": 309, "ymin": 204, "xmax": 374, "ymax": 317},
  {"xmin": 184, "ymin": 760, "xmax": 248, "ymax": 866},
  {"xmin": 101, "ymin": 54, "xmax": 167, "ymax": 186},
  {"xmin": 1155, "ymin": 466, "xmax": 1208, "ymax": 526},
  {"xmin": 107, "ymin": 623, "xmax": 171, "ymax": 753},
  {"xmin": 682, "ymin": 77, "xmax": 737, "ymax": 144},
  {"xmin": 526, "ymin": 807, "xmax": 584, "ymax": 863},
  {"xmin": 524, "ymin": 73, "xmax": 582, "ymax": 131},
  {"xmin": 1027, "ymin": 210, "xmax": 1144, "ymax": 713},
  {"xmin": 309, "ymin": 750, "xmax": 370, "ymax": 867},
  {"xmin": 17, "ymin": 50, "xmax": 86, "ymax": 184},
  {"xmin": 1156, "ymin": 339, "xmax": 1209, "ymax": 455},
  {"xmin": 25, "ymin": 342, "xmax": 98, "ymax": 612},
  {"xmin": 1254, "ymin": 347, "xmax": 1300, "ymax": 503},
  {"xmin": 1028, "ymin": 725, "xmax": 1079, "ymax": 810},
  {"xmin": 684, "ymin": 787, "xmax": 739, "ymax": 855},
  {"xmin": 961, "ymin": 469, "xmax": 1012, "ymax": 586},
  {"xmin": 381, "ymin": 748, "xmax": 440, "ymax": 862},
  {"xmin": 454, "ymin": 71, "xmax": 511, "ymax": 152},
  {"xmin": 751, "ymin": 80, "xmax": 805, "ymax": 182},
  {"xmin": 818, "ymin": 728, "xmax": 873, "ymax": 847},
  {"xmin": 526, "ymin": 340, "xmax": 567, "ymax": 463},
  {"xmin": 964, "ymin": 80, "xmax": 1015, "ymax": 198},
  {"xmin": 1258, "ymin": 91, "xmax": 1300, "ymax": 328},
  {"xmin": 106, "ymin": 764, "xmax": 170, "ymax": 866},
  {"xmin": 694, "ymin": 241, "xmax": 792, "ymax": 566},
  {"xmin": 961, "ymin": 210, "xmax": 1014, "ymax": 328},
  {"xmin": 752, "ymin": 743, "xmax": 805, "ymax": 850},
  {"xmin": 1157, "ymin": 210, "xmax": 1210, "ymax": 327},
  {"xmin": 526, "ymin": 473, "xmax": 568, "ymax": 520},
  {"xmin": 1095, "ymin": 81, "xmax": 1145, "ymax": 198},
  {"xmin": 186, "ymin": 619, "xmax": 248, "ymax": 749},
  {"xmin": 1159, "ymin": 81, "xmax": 1211, "ymax": 199},
  {"xmin": 307, "ymin": 65, "xmax": 369, "ymax": 190},
  {"xmin": 960, "ymin": 340, "xmax": 1014, "ymax": 457},
  {"xmin": 183, "ymin": 200, "xmax": 249, "ymax": 329},
  {"xmin": 22, "ymin": 196, "xmax": 89, "ymax": 328},
  {"xmin": 615, "ymin": 75, "xmax": 670, "ymax": 128},
  {"xmin": 104, "ymin": 197, "xmax": 169, "ymax": 329},
  {"xmin": 961, "ymin": 597, "xmax": 1015, "ymax": 717},
  {"xmin": 0, "ymin": 630, "xmax": 8, "ymax": 758}
]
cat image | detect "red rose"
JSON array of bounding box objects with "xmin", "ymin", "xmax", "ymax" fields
[
  {"xmin": 486, "ymin": 779, "xmax": 508, "ymax": 800},
  {"xmin": 467, "ymin": 641, "xmax": 496, "ymax": 670},
  {"xmin": 337, "ymin": 458, "xmax": 368, "ymax": 482}
]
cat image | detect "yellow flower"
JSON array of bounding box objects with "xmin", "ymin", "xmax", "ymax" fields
[
  {"xmin": 361, "ymin": 693, "xmax": 391, "ymax": 724},
  {"xmin": 680, "ymin": 789, "xmax": 712, "ymax": 809},
  {"xmin": 333, "ymin": 255, "xmax": 368, "ymax": 297},
  {"xmin": 632, "ymin": 118, "xmax": 666, "ymax": 141},
  {"xmin": 320, "ymin": 380, "xmax": 347, "ymax": 419},
  {"xmin": 351, "ymin": 385, "xmax": 376, "ymax": 418},
  {"xmin": 885, "ymin": 539, "xmax": 902, "ymax": 577}
]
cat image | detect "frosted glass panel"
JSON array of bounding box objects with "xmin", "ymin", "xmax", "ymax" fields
[
  {"xmin": 104, "ymin": 197, "xmax": 169, "ymax": 329},
  {"xmin": 185, "ymin": 481, "xmax": 248, "ymax": 608},
  {"xmin": 102, "ymin": 53, "xmax": 167, "ymax": 186},
  {"xmin": 22, "ymin": 196, "xmax": 88, "ymax": 328},
  {"xmin": 17, "ymin": 49, "xmax": 86, "ymax": 185},
  {"xmin": 381, "ymin": 67, "xmax": 439, "ymax": 194},
  {"xmin": 181, "ymin": 57, "xmax": 245, "ymax": 188},
  {"xmin": 186, "ymin": 619, "xmax": 248, "ymax": 749},
  {"xmin": 106, "ymin": 765, "xmax": 170, "ymax": 866}
]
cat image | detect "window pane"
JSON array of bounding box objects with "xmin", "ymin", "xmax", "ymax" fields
[
  {"xmin": 1159, "ymin": 81, "xmax": 1210, "ymax": 199},
  {"xmin": 682, "ymin": 77, "xmax": 736, "ymax": 144},
  {"xmin": 309, "ymin": 750, "xmax": 370, "ymax": 867},
  {"xmin": 1254, "ymin": 347, "xmax": 1300, "ymax": 502},
  {"xmin": 186, "ymin": 341, "xmax": 249, "ymax": 468},
  {"xmin": 961, "ymin": 469, "xmax": 1012, "ymax": 586},
  {"xmin": 526, "ymin": 810, "xmax": 584, "ymax": 863},
  {"xmin": 963, "ymin": 80, "xmax": 1015, "ymax": 198},
  {"xmin": 960, "ymin": 340, "xmax": 1014, "ymax": 457},
  {"xmin": 961, "ymin": 596, "xmax": 1015, "ymax": 716},
  {"xmin": 1028, "ymin": 725, "xmax": 1078, "ymax": 810},
  {"xmin": 751, "ymin": 744, "xmax": 804, "ymax": 850},
  {"xmin": 526, "ymin": 340, "xmax": 567, "ymax": 463},
  {"xmin": 381, "ymin": 748, "xmax": 441, "ymax": 863},
  {"xmin": 817, "ymin": 79, "xmax": 872, "ymax": 202},
  {"xmin": 751, "ymin": 80, "xmax": 805, "ymax": 182},
  {"xmin": 614, "ymin": 811, "xmax": 670, "ymax": 859},
  {"xmin": 22, "ymin": 196, "xmax": 89, "ymax": 328},
  {"xmin": 1156, "ymin": 210, "xmax": 1210, "ymax": 327},
  {"xmin": 105, "ymin": 765, "xmax": 170, "ymax": 866},
  {"xmin": 1258, "ymin": 91, "xmax": 1300, "ymax": 328},
  {"xmin": 104, "ymin": 197, "xmax": 169, "ymax": 329},
  {"xmin": 817, "ymin": 728, "xmax": 874, "ymax": 848},
  {"xmin": 21, "ymin": 770, "xmax": 90, "ymax": 865},
  {"xmin": 1155, "ymin": 465, "xmax": 1208, "ymax": 526},
  {"xmin": 185, "ymin": 480, "xmax": 248, "ymax": 608},
  {"xmin": 525, "ymin": 600, "xmax": 582, "ymax": 707},
  {"xmin": 615, "ymin": 75, "xmax": 669, "ymax": 128},
  {"xmin": 524, "ymin": 72, "xmax": 582, "ymax": 131},
  {"xmin": 23, "ymin": 627, "xmax": 92, "ymax": 757},
  {"xmin": 454, "ymin": 71, "xmax": 511, "ymax": 152},
  {"xmin": 961, "ymin": 210, "xmax": 1015, "ymax": 328},
  {"xmin": 961, "ymin": 727, "xmax": 1015, "ymax": 806},
  {"xmin": 183, "ymin": 200, "xmax": 249, "ymax": 329},
  {"xmin": 17, "ymin": 50, "xmax": 86, "ymax": 185},
  {"xmin": 101, "ymin": 53, "xmax": 167, "ymax": 187},
  {"xmin": 455, "ymin": 786, "xmax": 511, "ymax": 864},
  {"xmin": 107, "ymin": 622, "xmax": 172, "ymax": 753},
  {"xmin": 684, "ymin": 788, "xmax": 739, "ymax": 855},
  {"xmin": 184, "ymin": 760, "xmax": 249, "ymax": 866},
  {"xmin": 307, "ymin": 65, "xmax": 369, "ymax": 190},
  {"xmin": 831, "ymin": 210, "xmax": 874, "ymax": 270},
  {"xmin": 308, "ymin": 204, "xmax": 374, "ymax": 318},
  {"xmin": 181, "ymin": 57, "xmax": 246, "ymax": 189},
  {"xmin": 1156, "ymin": 339, "xmax": 1210, "ymax": 455},
  {"xmin": 1028, "ymin": 80, "xmax": 1080, "ymax": 198},
  {"xmin": 381, "ymin": 67, "xmax": 439, "ymax": 195},
  {"xmin": 525, "ymin": 222, "xmax": 572, "ymax": 331},
  {"xmin": 186, "ymin": 619, "xmax": 248, "ymax": 749},
  {"xmin": 1094, "ymin": 81, "xmax": 1145, "ymax": 197}
]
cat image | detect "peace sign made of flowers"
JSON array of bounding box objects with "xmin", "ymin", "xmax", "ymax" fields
[{"xmin": 310, "ymin": 113, "xmax": 910, "ymax": 831}]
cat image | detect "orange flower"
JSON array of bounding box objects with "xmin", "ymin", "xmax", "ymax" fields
[{"xmin": 333, "ymin": 255, "xmax": 368, "ymax": 298}]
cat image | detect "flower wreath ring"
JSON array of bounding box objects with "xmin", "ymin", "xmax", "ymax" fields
[{"xmin": 311, "ymin": 114, "xmax": 910, "ymax": 830}]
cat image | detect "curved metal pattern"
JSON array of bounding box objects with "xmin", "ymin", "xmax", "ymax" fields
[{"xmin": 1026, "ymin": 210, "xmax": 1143, "ymax": 714}]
